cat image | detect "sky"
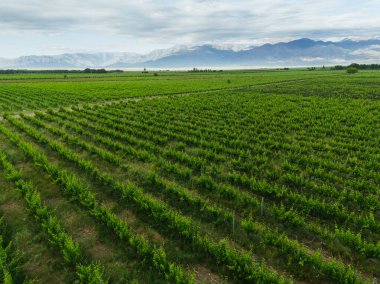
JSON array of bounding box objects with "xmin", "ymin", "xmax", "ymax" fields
[{"xmin": 0, "ymin": 0, "xmax": 379, "ymax": 58}]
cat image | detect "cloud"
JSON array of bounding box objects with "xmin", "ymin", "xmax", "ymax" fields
[
  {"xmin": 350, "ymin": 45, "xmax": 380, "ymax": 59},
  {"xmin": 0, "ymin": 0, "xmax": 379, "ymax": 57},
  {"xmin": 301, "ymin": 57, "xmax": 324, "ymax": 62}
]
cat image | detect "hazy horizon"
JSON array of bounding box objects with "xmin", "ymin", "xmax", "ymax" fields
[{"xmin": 1, "ymin": 37, "xmax": 380, "ymax": 60}]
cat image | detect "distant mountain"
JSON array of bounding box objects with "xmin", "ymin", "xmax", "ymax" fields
[{"xmin": 1, "ymin": 38, "xmax": 380, "ymax": 69}]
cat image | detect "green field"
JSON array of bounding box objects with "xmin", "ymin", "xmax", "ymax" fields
[{"xmin": 0, "ymin": 69, "xmax": 379, "ymax": 283}]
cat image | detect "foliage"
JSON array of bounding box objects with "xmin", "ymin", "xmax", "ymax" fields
[
  {"xmin": 0, "ymin": 70, "xmax": 379, "ymax": 283},
  {"xmin": 347, "ymin": 67, "xmax": 358, "ymax": 74}
]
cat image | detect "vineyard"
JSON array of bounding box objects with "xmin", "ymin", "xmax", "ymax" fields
[{"xmin": 0, "ymin": 69, "xmax": 379, "ymax": 283}]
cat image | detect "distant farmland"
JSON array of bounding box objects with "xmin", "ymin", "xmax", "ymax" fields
[{"xmin": 0, "ymin": 69, "xmax": 379, "ymax": 283}]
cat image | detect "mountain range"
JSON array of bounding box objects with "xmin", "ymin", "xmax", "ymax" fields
[{"xmin": 1, "ymin": 38, "xmax": 379, "ymax": 69}]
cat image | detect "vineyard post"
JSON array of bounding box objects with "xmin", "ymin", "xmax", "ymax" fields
[
  {"xmin": 261, "ymin": 197, "xmax": 264, "ymax": 216},
  {"xmin": 232, "ymin": 210, "xmax": 235, "ymax": 234},
  {"xmin": 192, "ymin": 233, "xmax": 194, "ymax": 251}
]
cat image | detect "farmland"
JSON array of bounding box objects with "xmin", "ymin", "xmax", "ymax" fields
[{"xmin": 0, "ymin": 69, "xmax": 379, "ymax": 283}]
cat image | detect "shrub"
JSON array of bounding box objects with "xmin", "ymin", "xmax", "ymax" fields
[{"xmin": 346, "ymin": 67, "xmax": 358, "ymax": 74}]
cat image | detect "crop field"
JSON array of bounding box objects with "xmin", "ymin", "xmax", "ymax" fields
[{"xmin": 0, "ymin": 69, "xmax": 379, "ymax": 283}]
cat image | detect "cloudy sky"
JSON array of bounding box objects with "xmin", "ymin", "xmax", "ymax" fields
[{"xmin": 0, "ymin": 0, "xmax": 379, "ymax": 58}]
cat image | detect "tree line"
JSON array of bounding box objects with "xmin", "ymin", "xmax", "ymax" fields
[
  {"xmin": 0, "ymin": 68, "xmax": 124, "ymax": 74},
  {"xmin": 332, "ymin": 63, "xmax": 380, "ymax": 70}
]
